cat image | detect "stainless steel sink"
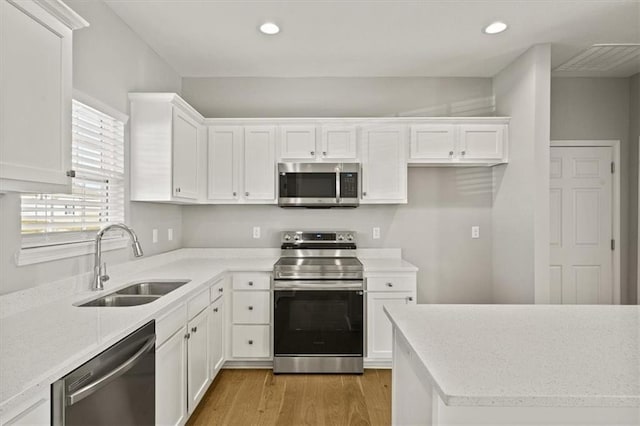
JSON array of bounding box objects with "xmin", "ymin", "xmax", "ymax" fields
[
  {"xmin": 78, "ymin": 294, "xmax": 160, "ymax": 307},
  {"xmin": 76, "ymin": 279, "xmax": 191, "ymax": 307},
  {"xmin": 115, "ymin": 280, "xmax": 190, "ymax": 296}
]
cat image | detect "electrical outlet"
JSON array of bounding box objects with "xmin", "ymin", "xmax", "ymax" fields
[
  {"xmin": 253, "ymin": 226, "xmax": 261, "ymax": 239},
  {"xmin": 373, "ymin": 227, "xmax": 381, "ymax": 239},
  {"xmin": 471, "ymin": 226, "xmax": 480, "ymax": 239},
  {"xmin": 152, "ymin": 229, "xmax": 158, "ymax": 244},
  {"xmin": 168, "ymin": 228, "xmax": 173, "ymax": 241}
]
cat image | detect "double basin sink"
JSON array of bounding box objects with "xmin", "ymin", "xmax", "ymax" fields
[{"xmin": 77, "ymin": 280, "xmax": 190, "ymax": 307}]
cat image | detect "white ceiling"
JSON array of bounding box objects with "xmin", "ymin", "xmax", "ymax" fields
[{"xmin": 104, "ymin": 0, "xmax": 640, "ymax": 78}]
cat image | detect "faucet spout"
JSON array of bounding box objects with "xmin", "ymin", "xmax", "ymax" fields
[{"xmin": 93, "ymin": 223, "xmax": 144, "ymax": 291}]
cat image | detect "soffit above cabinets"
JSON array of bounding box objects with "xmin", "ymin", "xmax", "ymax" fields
[{"xmin": 103, "ymin": 0, "xmax": 639, "ymax": 78}]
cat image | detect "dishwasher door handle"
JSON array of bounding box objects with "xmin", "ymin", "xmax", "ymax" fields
[{"xmin": 66, "ymin": 334, "xmax": 156, "ymax": 406}]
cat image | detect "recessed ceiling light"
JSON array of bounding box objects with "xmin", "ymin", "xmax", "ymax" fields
[
  {"xmin": 259, "ymin": 22, "xmax": 280, "ymax": 35},
  {"xmin": 483, "ymin": 21, "xmax": 508, "ymax": 35}
]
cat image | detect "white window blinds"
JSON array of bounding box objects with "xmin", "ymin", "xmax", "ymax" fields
[{"xmin": 21, "ymin": 100, "xmax": 125, "ymax": 248}]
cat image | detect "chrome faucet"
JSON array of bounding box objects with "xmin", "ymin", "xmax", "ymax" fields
[{"xmin": 93, "ymin": 223, "xmax": 144, "ymax": 291}]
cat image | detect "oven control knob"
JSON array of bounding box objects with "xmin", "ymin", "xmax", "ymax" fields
[
  {"xmin": 283, "ymin": 234, "xmax": 291, "ymax": 241},
  {"xmin": 294, "ymin": 234, "xmax": 301, "ymax": 241},
  {"xmin": 337, "ymin": 234, "xmax": 344, "ymax": 241},
  {"xmin": 346, "ymin": 234, "xmax": 354, "ymax": 241}
]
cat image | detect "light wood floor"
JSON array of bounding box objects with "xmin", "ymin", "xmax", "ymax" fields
[{"xmin": 186, "ymin": 369, "xmax": 391, "ymax": 426}]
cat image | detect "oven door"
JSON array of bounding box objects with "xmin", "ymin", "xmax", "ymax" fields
[{"xmin": 273, "ymin": 287, "xmax": 363, "ymax": 357}]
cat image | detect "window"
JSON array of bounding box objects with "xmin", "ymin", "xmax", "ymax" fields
[{"xmin": 20, "ymin": 99, "xmax": 125, "ymax": 248}]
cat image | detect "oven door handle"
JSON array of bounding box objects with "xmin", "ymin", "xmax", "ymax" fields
[{"xmin": 274, "ymin": 280, "xmax": 363, "ymax": 290}]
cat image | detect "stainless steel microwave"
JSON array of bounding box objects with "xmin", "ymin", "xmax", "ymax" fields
[{"xmin": 278, "ymin": 163, "xmax": 360, "ymax": 207}]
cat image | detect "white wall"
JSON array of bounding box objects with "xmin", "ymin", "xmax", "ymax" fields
[
  {"xmin": 0, "ymin": 0, "xmax": 182, "ymax": 295},
  {"xmin": 492, "ymin": 44, "xmax": 551, "ymax": 304},
  {"xmin": 550, "ymin": 77, "xmax": 632, "ymax": 304},
  {"xmin": 628, "ymin": 73, "xmax": 639, "ymax": 304},
  {"xmin": 181, "ymin": 76, "xmax": 495, "ymax": 304}
]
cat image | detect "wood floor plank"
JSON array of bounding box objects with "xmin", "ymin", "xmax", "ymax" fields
[{"xmin": 186, "ymin": 369, "xmax": 391, "ymax": 426}]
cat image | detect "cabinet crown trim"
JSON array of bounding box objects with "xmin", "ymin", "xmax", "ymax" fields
[
  {"xmin": 20, "ymin": 0, "xmax": 90, "ymax": 29},
  {"xmin": 129, "ymin": 93, "xmax": 205, "ymax": 122}
]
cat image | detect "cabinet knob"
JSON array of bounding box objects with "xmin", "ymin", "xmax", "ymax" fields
[
  {"xmin": 218, "ymin": 287, "xmax": 224, "ymax": 293},
  {"xmin": 233, "ymin": 191, "xmax": 237, "ymax": 196},
  {"xmin": 248, "ymin": 281, "xmax": 254, "ymax": 286},
  {"xmin": 66, "ymin": 170, "xmax": 76, "ymax": 178},
  {"xmin": 191, "ymin": 326, "xmax": 197, "ymax": 333},
  {"xmin": 407, "ymin": 296, "xmax": 414, "ymax": 302},
  {"xmin": 461, "ymin": 151, "xmax": 466, "ymax": 156},
  {"xmin": 245, "ymin": 192, "xmax": 249, "ymax": 196},
  {"xmin": 185, "ymin": 333, "xmax": 190, "ymax": 339},
  {"xmin": 248, "ymin": 340, "xmax": 254, "ymax": 345},
  {"xmin": 213, "ymin": 307, "xmax": 219, "ymax": 313},
  {"xmin": 363, "ymin": 192, "xmax": 367, "ymax": 196},
  {"xmin": 248, "ymin": 305, "xmax": 254, "ymax": 311},
  {"xmin": 322, "ymin": 151, "xmax": 327, "ymax": 156},
  {"xmin": 310, "ymin": 151, "xmax": 315, "ymax": 156},
  {"xmin": 386, "ymin": 282, "xmax": 393, "ymax": 287},
  {"xmin": 449, "ymin": 151, "xmax": 454, "ymax": 156}
]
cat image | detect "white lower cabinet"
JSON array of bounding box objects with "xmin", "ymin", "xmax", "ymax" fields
[
  {"xmin": 0, "ymin": 390, "xmax": 50, "ymax": 426},
  {"xmin": 366, "ymin": 273, "xmax": 417, "ymax": 362},
  {"xmin": 231, "ymin": 325, "xmax": 270, "ymax": 358},
  {"xmin": 187, "ymin": 308, "xmax": 210, "ymax": 410},
  {"xmin": 156, "ymin": 325, "xmax": 188, "ymax": 426},
  {"xmin": 209, "ymin": 295, "xmax": 225, "ymax": 378}
]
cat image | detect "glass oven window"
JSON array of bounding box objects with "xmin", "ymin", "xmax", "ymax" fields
[
  {"xmin": 280, "ymin": 173, "xmax": 337, "ymax": 198},
  {"xmin": 274, "ymin": 290, "xmax": 363, "ymax": 356}
]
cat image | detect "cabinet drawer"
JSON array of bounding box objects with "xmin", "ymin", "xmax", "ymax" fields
[
  {"xmin": 367, "ymin": 276, "xmax": 416, "ymax": 292},
  {"xmin": 232, "ymin": 291, "xmax": 270, "ymax": 324},
  {"xmin": 231, "ymin": 325, "xmax": 270, "ymax": 358},
  {"xmin": 187, "ymin": 288, "xmax": 209, "ymax": 319},
  {"xmin": 210, "ymin": 277, "xmax": 225, "ymax": 302},
  {"xmin": 157, "ymin": 303, "xmax": 187, "ymax": 347},
  {"xmin": 232, "ymin": 273, "xmax": 271, "ymax": 290}
]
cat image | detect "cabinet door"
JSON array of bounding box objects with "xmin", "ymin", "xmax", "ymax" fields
[
  {"xmin": 232, "ymin": 291, "xmax": 270, "ymax": 324},
  {"xmin": 279, "ymin": 125, "xmax": 317, "ymax": 160},
  {"xmin": 0, "ymin": 0, "xmax": 73, "ymax": 192},
  {"xmin": 1, "ymin": 391, "xmax": 50, "ymax": 426},
  {"xmin": 321, "ymin": 125, "xmax": 357, "ymax": 160},
  {"xmin": 361, "ymin": 126, "xmax": 407, "ymax": 203},
  {"xmin": 172, "ymin": 108, "xmax": 200, "ymax": 200},
  {"xmin": 231, "ymin": 325, "xmax": 270, "ymax": 358},
  {"xmin": 367, "ymin": 292, "xmax": 415, "ymax": 359},
  {"xmin": 243, "ymin": 126, "xmax": 276, "ymax": 201},
  {"xmin": 458, "ymin": 124, "xmax": 505, "ymax": 161},
  {"xmin": 208, "ymin": 126, "xmax": 241, "ymax": 201},
  {"xmin": 209, "ymin": 296, "xmax": 225, "ymax": 379},
  {"xmin": 187, "ymin": 308, "xmax": 210, "ymax": 411},
  {"xmin": 410, "ymin": 125, "xmax": 456, "ymax": 160},
  {"xmin": 156, "ymin": 326, "xmax": 188, "ymax": 426}
]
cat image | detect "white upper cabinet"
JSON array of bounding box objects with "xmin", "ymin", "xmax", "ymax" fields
[
  {"xmin": 458, "ymin": 123, "xmax": 506, "ymax": 161},
  {"xmin": 278, "ymin": 124, "xmax": 358, "ymax": 161},
  {"xmin": 0, "ymin": 0, "xmax": 88, "ymax": 193},
  {"xmin": 408, "ymin": 119, "xmax": 509, "ymax": 165},
  {"xmin": 130, "ymin": 93, "xmax": 205, "ymax": 203},
  {"xmin": 207, "ymin": 126, "xmax": 241, "ymax": 201},
  {"xmin": 279, "ymin": 125, "xmax": 316, "ymax": 160},
  {"xmin": 244, "ymin": 126, "xmax": 276, "ymax": 201},
  {"xmin": 321, "ymin": 125, "xmax": 357, "ymax": 160},
  {"xmin": 361, "ymin": 125, "xmax": 407, "ymax": 204}
]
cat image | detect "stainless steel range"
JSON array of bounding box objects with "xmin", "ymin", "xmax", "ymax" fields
[{"xmin": 273, "ymin": 231, "xmax": 364, "ymax": 374}]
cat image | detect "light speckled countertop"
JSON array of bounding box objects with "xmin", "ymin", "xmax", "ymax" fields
[
  {"xmin": 384, "ymin": 304, "xmax": 640, "ymax": 408},
  {"xmin": 0, "ymin": 248, "xmax": 416, "ymax": 416}
]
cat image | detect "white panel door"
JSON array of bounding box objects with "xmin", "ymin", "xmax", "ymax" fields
[
  {"xmin": 208, "ymin": 126, "xmax": 241, "ymax": 201},
  {"xmin": 0, "ymin": 0, "xmax": 73, "ymax": 191},
  {"xmin": 156, "ymin": 326, "xmax": 187, "ymax": 426},
  {"xmin": 209, "ymin": 296, "xmax": 224, "ymax": 379},
  {"xmin": 409, "ymin": 124, "xmax": 456, "ymax": 160},
  {"xmin": 172, "ymin": 109, "xmax": 199, "ymax": 200},
  {"xmin": 367, "ymin": 292, "xmax": 415, "ymax": 359},
  {"xmin": 243, "ymin": 126, "xmax": 276, "ymax": 201},
  {"xmin": 550, "ymin": 147, "xmax": 614, "ymax": 304},
  {"xmin": 458, "ymin": 124, "xmax": 505, "ymax": 161},
  {"xmin": 187, "ymin": 309, "xmax": 210, "ymax": 411},
  {"xmin": 320, "ymin": 125, "xmax": 357, "ymax": 160},
  {"xmin": 361, "ymin": 125, "xmax": 407, "ymax": 203},
  {"xmin": 279, "ymin": 125, "xmax": 316, "ymax": 160}
]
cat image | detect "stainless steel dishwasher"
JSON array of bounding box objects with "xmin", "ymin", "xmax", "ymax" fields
[{"xmin": 52, "ymin": 321, "xmax": 155, "ymax": 425}]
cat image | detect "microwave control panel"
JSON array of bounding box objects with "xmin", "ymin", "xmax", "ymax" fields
[{"xmin": 340, "ymin": 173, "xmax": 358, "ymax": 198}]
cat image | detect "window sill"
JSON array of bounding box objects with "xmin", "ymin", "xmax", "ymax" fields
[{"xmin": 16, "ymin": 237, "xmax": 128, "ymax": 266}]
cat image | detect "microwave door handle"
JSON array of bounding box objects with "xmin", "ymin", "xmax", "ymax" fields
[{"xmin": 336, "ymin": 166, "xmax": 340, "ymax": 204}]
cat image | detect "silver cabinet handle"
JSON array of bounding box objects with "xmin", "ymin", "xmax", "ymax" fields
[
  {"xmin": 407, "ymin": 296, "xmax": 414, "ymax": 302},
  {"xmin": 248, "ymin": 281, "xmax": 254, "ymax": 286},
  {"xmin": 191, "ymin": 326, "xmax": 197, "ymax": 333},
  {"xmin": 322, "ymin": 151, "xmax": 327, "ymax": 156},
  {"xmin": 218, "ymin": 287, "xmax": 224, "ymax": 293},
  {"xmin": 66, "ymin": 170, "xmax": 76, "ymax": 177},
  {"xmin": 248, "ymin": 306, "xmax": 254, "ymax": 311},
  {"xmin": 185, "ymin": 333, "xmax": 190, "ymax": 339},
  {"xmin": 66, "ymin": 335, "xmax": 156, "ymax": 406},
  {"xmin": 213, "ymin": 307, "xmax": 219, "ymax": 313},
  {"xmin": 176, "ymin": 187, "xmax": 181, "ymax": 193},
  {"xmin": 386, "ymin": 282, "xmax": 393, "ymax": 287},
  {"xmin": 248, "ymin": 340, "xmax": 254, "ymax": 345},
  {"xmin": 449, "ymin": 151, "xmax": 454, "ymax": 156}
]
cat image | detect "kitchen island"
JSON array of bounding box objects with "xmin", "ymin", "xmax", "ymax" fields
[{"xmin": 384, "ymin": 304, "xmax": 640, "ymax": 425}]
